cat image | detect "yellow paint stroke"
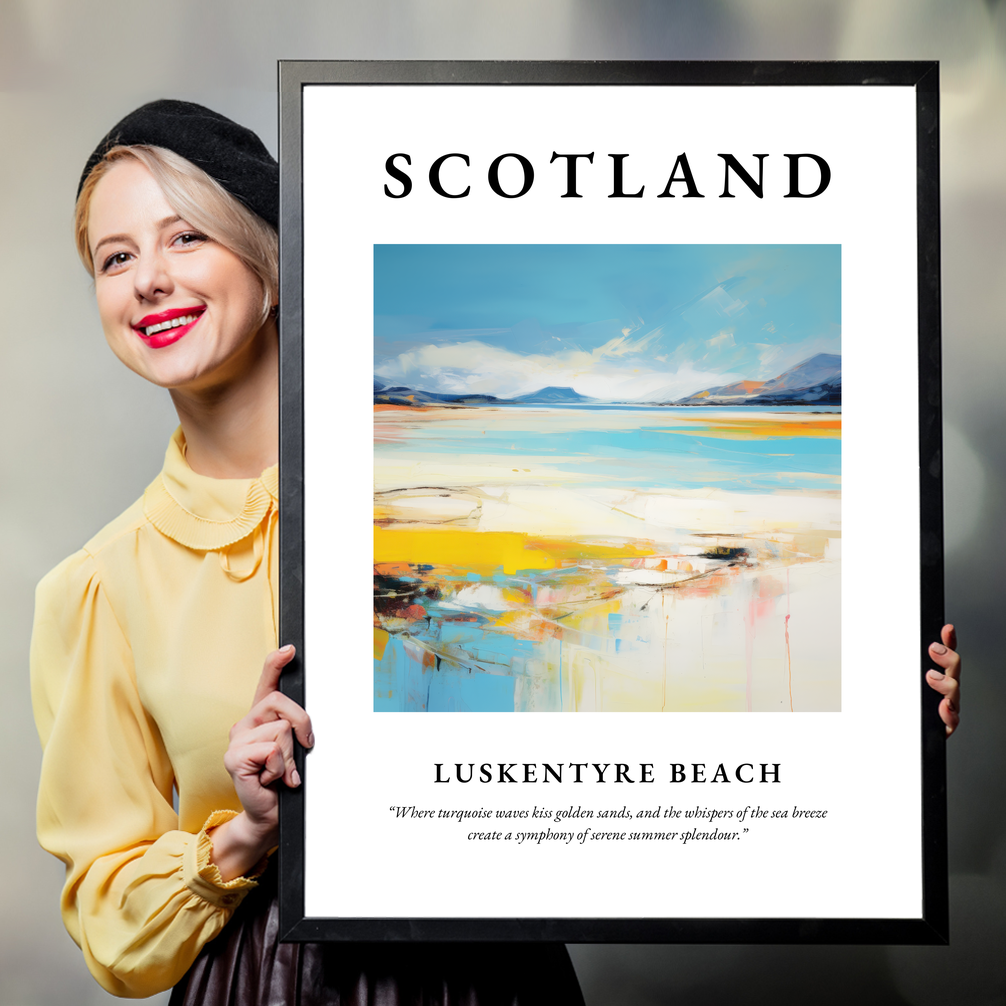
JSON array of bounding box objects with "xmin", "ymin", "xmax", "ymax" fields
[
  {"xmin": 374, "ymin": 627, "xmax": 389, "ymax": 660},
  {"xmin": 374, "ymin": 527, "xmax": 655, "ymax": 575},
  {"xmin": 375, "ymin": 527, "xmax": 553, "ymax": 574},
  {"xmin": 526, "ymin": 537, "xmax": 655, "ymax": 563}
]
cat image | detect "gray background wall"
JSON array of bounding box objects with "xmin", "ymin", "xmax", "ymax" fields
[{"xmin": 1, "ymin": 2, "xmax": 1003, "ymax": 1003}]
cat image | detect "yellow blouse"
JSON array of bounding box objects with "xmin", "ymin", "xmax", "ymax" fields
[{"xmin": 31, "ymin": 428, "xmax": 279, "ymax": 998}]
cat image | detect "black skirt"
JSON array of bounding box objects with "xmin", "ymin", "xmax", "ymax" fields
[{"xmin": 169, "ymin": 869, "xmax": 585, "ymax": 1006}]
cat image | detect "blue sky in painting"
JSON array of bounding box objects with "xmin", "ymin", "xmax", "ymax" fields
[{"xmin": 374, "ymin": 245, "xmax": 840, "ymax": 402}]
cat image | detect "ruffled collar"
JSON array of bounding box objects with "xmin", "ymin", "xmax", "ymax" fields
[{"xmin": 143, "ymin": 428, "xmax": 278, "ymax": 551}]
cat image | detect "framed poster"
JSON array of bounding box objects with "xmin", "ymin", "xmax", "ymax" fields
[{"xmin": 277, "ymin": 61, "xmax": 946, "ymax": 943}]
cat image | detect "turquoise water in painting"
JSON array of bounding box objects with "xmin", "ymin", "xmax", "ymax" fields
[{"xmin": 375, "ymin": 406, "xmax": 841, "ymax": 494}]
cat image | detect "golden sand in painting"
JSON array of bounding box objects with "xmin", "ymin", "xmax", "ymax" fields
[{"xmin": 373, "ymin": 406, "xmax": 841, "ymax": 713}]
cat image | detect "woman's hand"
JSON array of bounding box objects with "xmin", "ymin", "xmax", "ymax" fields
[
  {"xmin": 209, "ymin": 645, "xmax": 314, "ymax": 881},
  {"xmin": 926, "ymin": 624, "xmax": 961, "ymax": 737}
]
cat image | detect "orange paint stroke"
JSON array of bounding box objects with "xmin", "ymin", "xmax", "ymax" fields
[{"xmin": 684, "ymin": 418, "xmax": 841, "ymax": 441}]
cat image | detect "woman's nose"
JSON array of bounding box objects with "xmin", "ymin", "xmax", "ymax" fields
[{"xmin": 133, "ymin": 249, "xmax": 173, "ymax": 302}]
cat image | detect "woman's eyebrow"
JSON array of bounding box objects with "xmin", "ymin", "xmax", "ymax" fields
[
  {"xmin": 92, "ymin": 232, "xmax": 133, "ymax": 256},
  {"xmin": 92, "ymin": 216, "xmax": 185, "ymax": 257}
]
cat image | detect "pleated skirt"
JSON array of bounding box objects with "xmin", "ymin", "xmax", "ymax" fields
[{"xmin": 169, "ymin": 870, "xmax": 585, "ymax": 1006}]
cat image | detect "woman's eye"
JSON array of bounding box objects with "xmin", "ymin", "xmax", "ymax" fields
[
  {"xmin": 101, "ymin": 251, "xmax": 132, "ymax": 273},
  {"xmin": 173, "ymin": 231, "xmax": 208, "ymax": 248}
]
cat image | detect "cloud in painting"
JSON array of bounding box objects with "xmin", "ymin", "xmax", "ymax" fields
[{"xmin": 374, "ymin": 336, "xmax": 740, "ymax": 401}]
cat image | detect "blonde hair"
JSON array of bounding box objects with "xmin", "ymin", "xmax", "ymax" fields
[{"xmin": 75, "ymin": 145, "xmax": 278, "ymax": 322}]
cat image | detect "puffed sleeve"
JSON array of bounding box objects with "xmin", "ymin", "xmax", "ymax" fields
[{"xmin": 31, "ymin": 549, "xmax": 262, "ymax": 998}]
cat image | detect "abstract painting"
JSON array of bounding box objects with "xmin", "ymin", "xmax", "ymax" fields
[{"xmin": 373, "ymin": 245, "xmax": 840, "ymax": 712}]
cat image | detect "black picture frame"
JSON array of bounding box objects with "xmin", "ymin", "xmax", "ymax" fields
[{"xmin": 277, "ymin": 60, "xmax": 945, "ymax": 944}]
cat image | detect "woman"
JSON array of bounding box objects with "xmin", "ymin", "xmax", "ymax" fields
[{"xmin": 31, "ymin": 100, "xmax": 586, "ymax": 1003}]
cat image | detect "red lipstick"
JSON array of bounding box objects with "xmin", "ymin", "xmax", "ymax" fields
[{"xmin": 132, "ymin": 306, "xmax": 205, "ymax": 349}]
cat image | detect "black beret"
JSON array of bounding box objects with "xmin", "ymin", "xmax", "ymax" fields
[{"xmin": 77, "ymin": 99, "xmax": 278, "ymax": 228}]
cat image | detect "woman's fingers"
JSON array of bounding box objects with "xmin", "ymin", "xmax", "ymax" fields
[
  {"xmin": 223, "ymin": 645, "xmax": 311, "ymax": 813},
  {"xmin": 941, "ymin": 623, "xmax": 958, "ymax": 653},
  {"xmin": 232, "ymin": 689, "xmax": 314, "ymax": 750},
  {"xmin": 259, "ymin": 742, "xmax": 289, "ymax": 787},
  {"xmin": 218, "ymin": 646, "xmax": 309, "ymax": 846},
  {"xmin": 242, "ymin": 644, "xmax": 314, "ymax": 749},
  {"xmin": 224, "ymin": 738, "xmax": 288, "ymax": 788},
  {"xmin": 252, "ymin": 644, "xmax": 297, "ymax": 707},
  {"xmin": 928, "ymin": 633, "xmax": 961, "ymax": 683},
  {"xmin": 927, "ymin": 623, "xmax": 961, "ymax": 737},
  {"xmin": 255, "ymin": 691, "xmax": 314, "ymax": 749},
  {"xmin": 928, "ymin": 646, "xmax": 960, "ymax": 678},
  {"xmin": 230, "ymin": 719, "xmax": 302, "ymax": 788},
  {"xmin": 925, "ymin": 683, "xmax": 961, "ymax": 736},
  {"xmin": 925, "ymin": 667, "xmax": 959, "ymax": 704}
]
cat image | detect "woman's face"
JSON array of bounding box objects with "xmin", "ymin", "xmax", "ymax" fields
[{"xmin": 87, "ymin": 158, "xmax": 270, "ymax": 393}]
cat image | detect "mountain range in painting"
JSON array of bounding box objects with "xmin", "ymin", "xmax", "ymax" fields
[
  {"xmin": 671, "ymin": 352, "xmax": 841, "ymax": 406},
  {"xmin": 374, "ymin": 353, "xmax": 841, "ymax": 408},
  {"xmin": 374, "ymin": 382, "xmax": 595, "ymax": 407}
]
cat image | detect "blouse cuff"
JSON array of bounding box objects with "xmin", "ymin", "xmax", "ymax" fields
[{"xmin": 183, "ymin": 810, "xmax": 269, "ymax": 909}]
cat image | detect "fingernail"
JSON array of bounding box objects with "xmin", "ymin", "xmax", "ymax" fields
[
  {"xmin": 292, "ymin": 768, "xmax": 301, "ymax": 787},
  {"xmin": 931, "ymin": 643, "xmax": 947, "ymax": 655},
  {"xmin": 928, "ymin": 670, "xmax": 944, "ymax": 679},
  {"xmin": 306, "ymin": 732, "xmax": 315, "ymax": 748},
  {"xmin": 280, "ymin": 644, "xmax": 295, "ymax": 654}
]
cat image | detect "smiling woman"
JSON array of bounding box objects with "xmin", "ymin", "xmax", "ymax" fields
[
  {"xmin": 85, "ymin": 158, "xmax": 271, "ymax": 395},
  {"xmin": 30, "ymin": 100, "xmax": 585, "ymax": 1004}
]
